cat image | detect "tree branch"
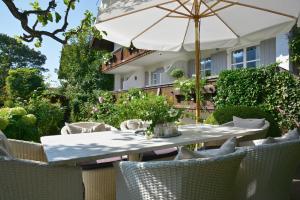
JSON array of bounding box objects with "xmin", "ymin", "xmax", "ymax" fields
[{"xmin": 2, "ymin": 0, "xmax": 77, "ymax": 45}]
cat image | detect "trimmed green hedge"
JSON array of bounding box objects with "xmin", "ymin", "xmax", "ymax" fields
[
  {"xmin": 205, "ymin": 106, "xmax": 281, "ymax": 137},
  {"xmin": 214, "ymin": 65, "xmax": 300, "ymax": 131}
]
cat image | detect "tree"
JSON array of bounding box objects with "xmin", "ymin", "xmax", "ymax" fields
[
  {"xmin": 5, "ymin": 68, "xmax": 45, "ymax": 101},
  {"xmin": 0, "ymin": 34, "xmax": 46, "ymax": 70},
  {"xmin": 0, "ymin": 33, "xmax": 46, "ymax": 103},
  {"xmin": 2, "ymin": 0, "xmax": 102, "ymax": 46},
  {"xmin": 58, "ymin": 13, "xmax": 113, "ymax": 93}
]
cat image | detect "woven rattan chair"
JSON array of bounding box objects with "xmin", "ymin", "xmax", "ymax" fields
[
  {"xmin": 61, "ymin": 122, "xmax": 118, "ymax": 135},
  {"xmin": 60, "ymin": 122, "xmax": 119, "ymax": 200},
  {"xmin": 204, "ymin": 120, "xmax": 270, "ymax": 148},
  {"xmin": 235, "ymin": 139, "xmax": 300, "ymax": 200},
  {"xmin": 222, "ymin": 120, "xmax": 270, "ymax": 142},
  {"xmin": 116, "ymin": 150, "xmax": 246, "ymax": 200},
  {"xmin": 0, "ymin": 139, "xmax": 84, "ymax": 200}
]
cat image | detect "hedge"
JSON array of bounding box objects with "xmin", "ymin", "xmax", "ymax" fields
[{"xmin": 214, "ymin": 65, "xmax": 300, "ymax": 131}]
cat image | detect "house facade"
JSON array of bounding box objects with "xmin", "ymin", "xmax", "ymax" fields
[{"xmin": 101, "ymin": 33, "xmax": 293, "ymax": 92}]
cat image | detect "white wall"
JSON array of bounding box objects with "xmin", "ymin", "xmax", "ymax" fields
[
  {"xmin": 122, "ymin": 70, "xmax": 145, "ymax": 90},
  {"xmin": 114, "ymin": 74, "xmax": 121, "ymax": 91},
  {"xmin": 112, "ymin": 34, "xmax": 292, "ymax": 91},
  {"xmin": 276, "ymin": 33, "xmax": 290, "ymax": 70}
]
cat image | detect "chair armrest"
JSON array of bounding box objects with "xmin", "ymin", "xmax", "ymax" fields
[
  {"xmin": 0, "ymin": 159, "xmax": 84, "ymax": 200},
  {"xmin": 8, "ymin": 139, "xmax": 47, "ymax": 162},
  {"xmin": 221, "ymin": 121, "xmax": 234, "ymax": 127}
]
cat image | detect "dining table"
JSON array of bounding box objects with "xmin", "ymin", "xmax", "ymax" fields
[{"xmin": 41, "ymin": 124, "xmax": 264, "ymax": 166}]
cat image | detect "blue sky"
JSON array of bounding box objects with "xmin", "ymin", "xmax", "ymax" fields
[{"xmin": 0, "ymin": 0, "xmax": 99, "ymax": 87}]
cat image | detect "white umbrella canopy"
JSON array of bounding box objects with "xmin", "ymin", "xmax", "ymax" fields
[
  {"xmin": 96, "ymin": 0, "xmax": 299, "ymax": 51},
  {"xmin": 95, "ymin": 0, "xmax": 300, "ymax": 122}
]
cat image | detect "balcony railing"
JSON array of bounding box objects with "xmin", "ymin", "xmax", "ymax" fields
[
  {"xmin": 102, "ymin": 47, "xmax": 154, "ymax": 72},
  {"xmin": 112, "ymin": 78, "xmax": 218, "ymax": 112}
]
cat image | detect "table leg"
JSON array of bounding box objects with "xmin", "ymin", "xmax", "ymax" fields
[{"xmin": 128, "ymin": 153, "xmax": 143, "ymax": 161}]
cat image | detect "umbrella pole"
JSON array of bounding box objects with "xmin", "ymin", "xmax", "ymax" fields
[{"xmin": 194, "ymin": 17, "xmax": 201, "ymax": 123}]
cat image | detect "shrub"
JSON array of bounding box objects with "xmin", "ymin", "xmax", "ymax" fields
[
  {"xmin": 26, "ymin": 96, "xmax": 65, "ymax": 137},
  {"xmin": 205, "ymin": 106, "xmax": 281, "ymax": 137},
  {"xmin": 215, "ymin": 65, "xmax": 300, "ymax": 131},
  {"xmin": 170, "ymin": 68, "xmax": 184, "ymax": 79},
  {"xmin": 0, "ymin": 107, "xmax": 38, "ymax": 141},
  {"xmin": 5, "ymin": 68, "xmax": 45, "ymax": 101},
  {"xmin": 0, "ymin": 117, "xmax": 9, "ymax": 130},
  {"xmin": 92, "ymin": 90, "xmax": 182, "ymax": 129}
]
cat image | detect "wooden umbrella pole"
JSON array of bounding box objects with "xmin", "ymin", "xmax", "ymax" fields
[{"xmin": 194, "ymin": 1, "xmax": 201, "ymax": 123}]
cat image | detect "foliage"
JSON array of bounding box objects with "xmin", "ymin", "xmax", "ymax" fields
[
  {"xmin": 0, "ymin": 117, "xmax": 9, "ymax": 130},
  {"xmin": 57, "ymin": 13, "xmax": 113, "ymax": 122},
  {"xmin": 5, "ymin": 68, "xmax": 45, "ymax": 101},
  {"xmin": 58, "ymin": 32, "xmax": 113, "ymax": 94},
  {"xmin": 0, "ymin": 34, "xmax": 47, "ymax": 70},
  {"xmin": 289, "ymin": 26, "xmax": 300, "ymax": 72},
  {"xmin": 0, "ymin": 107, "xmax": 39, "ymax": 141},
  {"xmin": 170, "ymin": 68, "xmax": 185, "ymax": 79},
  {"xmin": 174, "ymin": 78, "xmax": 206, "ymax": 101},
  {"xmin": 205, "ymin": 106, "xmax": 281, "ymax": 137},
  {"xmin": 92, "ymin": 89, "xmax": 182, "ymax": 129},
  {"xmin": 0, "ymin": 34, "xmax": 46, "ymax": 105},
  {"xmin": 25, "ymin": 95, "xmax": 65, "ymax": 137},
  {"xmin": 2, "ymin": 0, "xmax": 104, "ymax": 46},
  {"xmin": 214, "ymin": 65, "xmax": 300, "ymax": 131}
]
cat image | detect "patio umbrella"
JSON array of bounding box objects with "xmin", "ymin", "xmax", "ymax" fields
[{"xmin": 95, "ymin": 0, "xmax": 300, "ymax": 123}]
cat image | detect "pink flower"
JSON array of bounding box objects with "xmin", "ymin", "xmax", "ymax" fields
[
  {"xmin": 91, "ymin": 106, "xmax": 99, "ymax": 114},
  {"xmin": 98, "ymin": 96, "xmax": 104, "ymax": 104}
]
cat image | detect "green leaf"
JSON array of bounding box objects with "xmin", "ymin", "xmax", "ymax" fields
[
  {"xmin": 47, "ymin": 13, "xmax": 53, "ymax": 22},
  {"xmin": 30, "ymin": 0, "xmax": 40, "ymax": 10},
  {"xmin": 55, "ymin": 12, "xmax": 61, "ymax": 23}
]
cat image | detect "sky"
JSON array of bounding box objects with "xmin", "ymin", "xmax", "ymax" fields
[{"xmin": 0, "ymin": 0, "xmax": 100, "ymax": 87}]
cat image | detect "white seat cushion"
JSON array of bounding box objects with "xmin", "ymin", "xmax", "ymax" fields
[
  {"xmin": 65, "ymin": 123, "xmax": 107, "ymax": 134},
  {"xmin": 65, "ymin": 123, "xmax": 83, "ymax": 134},
  {"xmin": 175, "ymin": 137, "xmax": 237, "ymax": 160},
  {"xmin": 242, "ymin": 128, "xmax": 299, "ymax": 146},
  {"xmin": 276, "ymin": 128, "xmax": 299, "ymax": 142},
  {"xmin": 92, "ymin": 123, "xmax": 106, "ymax": 132},
  {"xmin": 233, "ymin": 116, "xmax": 265, "ymax": 129}
]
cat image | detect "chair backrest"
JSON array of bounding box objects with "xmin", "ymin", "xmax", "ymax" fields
[
  {"xmin": 235, "ymin": 139, "xmax": 300, "ymax": 200},
  {"xmin": 0, "ymin": 159, "xmax": 84, "ymax": 200},
  {"xmin": 117, "ymin": 150, "xmax": 246, "ymax": 200},
  {"xmin": 61, "ymin": 122, "xmax": 118, "ymax": 134},
  {"xmin": 222, "ymin": 120, "xmax": 270, "ymax": 142},
  {"xmin": 120, "ymin": 119, "xmax": 144, "ymax": 131}
]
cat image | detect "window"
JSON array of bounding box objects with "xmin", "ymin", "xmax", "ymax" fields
[
  {"xmin": 231, "ymin": 49, "xmax": 244, "ymax": 69},
  {"xmin": 246, "ymin": 46, "xmax": 260, "ymax": 68},
  {"xmin": 151, "ymin": 72, "xmax": 161, "ymax": 85},
  {"xmin": 150, "ymin": 67, "xmax": 164, "ymax": 85},
  {"xmin": 201, "ymin": 58, "xmax": 212, "ymax": 77},
  {"xmin": 231, "ymin": 46, "xmax": 260, "ymax": 69}
]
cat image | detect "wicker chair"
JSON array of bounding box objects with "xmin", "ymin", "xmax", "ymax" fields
[
  {"xmin": 235, "ymin": 139, "xmax": 300, "ymax": 200},
  {"xmin": 222, "ymin": 120, "xmax": 270, "ymax": 142},
  {"xmin": 120, "ymin": 119, "xmax": 144, "ymax": 131},
  {"xmin": 116, "ymin": 150, "xmax": 246, "ymax": 200},
  {"xmin": 60, "ymin": 122, "xmax": 119, "ymax": 200},
  {"xmin": 204, "ymin": 120, "xmax": 270, "ymax": 148},
  {"xmin": 0, "ymin": 139, "xmax": 84, "ymax": 200},
  {"xmin": 61, "ymin": 122, "xmax": 118, "ymax": 135}
]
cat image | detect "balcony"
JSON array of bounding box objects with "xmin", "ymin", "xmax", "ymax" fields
[{"xmin": 102, "ymin": 47, "xmax": 154, "ymax": 72}]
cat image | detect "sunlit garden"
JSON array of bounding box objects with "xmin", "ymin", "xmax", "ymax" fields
[{"xmin": 1, "ymin": 0, "xmax": 300, "ymax": 200}]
